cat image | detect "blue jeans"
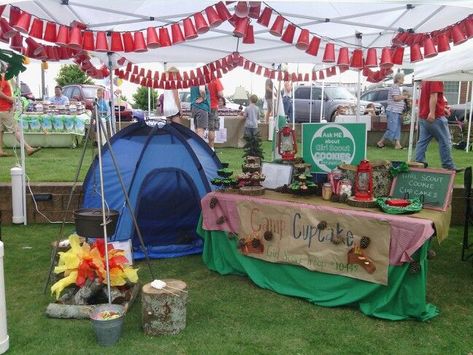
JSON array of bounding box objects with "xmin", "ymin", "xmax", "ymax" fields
[
  {"xmin": 415, "ymin": 117, "xmax": 455, "ymax": 170},
  {"xmin": 382, "ymin": 111, "xmax": 401, "ymax": 141}
]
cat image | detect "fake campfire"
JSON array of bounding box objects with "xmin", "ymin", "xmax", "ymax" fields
[{"xmin": 46, "ymin": 235, "xmax": 139, "ymax": 319}]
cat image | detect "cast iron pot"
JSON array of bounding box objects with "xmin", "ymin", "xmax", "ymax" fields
[{"xmin": 73, "ymin": 208, "xmax": 119, "ymax": 238}]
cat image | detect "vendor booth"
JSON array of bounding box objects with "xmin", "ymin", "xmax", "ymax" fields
[{"xmin": 4, "ymin": 0, "xmax": 472, "ymax": 328}]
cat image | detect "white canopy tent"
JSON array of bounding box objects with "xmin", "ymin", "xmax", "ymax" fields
[
  {"xmin": 410, "ymin": 40, "xmax": 473, "ymax": 155},
  {"xmin": 5, "ymin": 0, "xmax": 473, "ymax": 65}
]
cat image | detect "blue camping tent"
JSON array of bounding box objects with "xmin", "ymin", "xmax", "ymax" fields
[{"xmin": 82, "ymin": 121, "xmax": 221, "ymax": 259}]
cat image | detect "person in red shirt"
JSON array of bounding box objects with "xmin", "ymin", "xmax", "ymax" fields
[
  {"xmin": 207, "ymin": 78, "xmax": 224, "ymax": 150},
  {"xmin": 415, "ymin": 81, "xmax": 460, "ymax": 172},
  {"xmin": 0, "ymin": 70, "xmax": 39, "ymax": 157}
]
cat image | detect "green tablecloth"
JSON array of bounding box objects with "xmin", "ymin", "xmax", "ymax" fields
[{"xmin": 197, "ymin": 216, "xmax": 438, "ymax": 321}]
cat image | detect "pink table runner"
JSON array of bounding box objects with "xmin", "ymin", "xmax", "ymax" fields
[{"xmin": 201, "ymin": 191, "xmax": 438, "ymax": 266}]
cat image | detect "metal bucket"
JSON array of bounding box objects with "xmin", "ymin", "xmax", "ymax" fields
[
  {"xmin": 73, "ymin": 208, "xmax": 119, "ymax": 238},
  {"xmin": 90, "ymin": 304, "xmax": 124, "ymax": 347}
]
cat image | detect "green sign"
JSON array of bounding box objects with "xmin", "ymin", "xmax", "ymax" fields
[
  {"xmin": 302, "ymin": 123, "xmax": 367, "ymax": 173},
  {"xmin": 390, "ymin": 168, "xmax": 455, "ymax": 211}
]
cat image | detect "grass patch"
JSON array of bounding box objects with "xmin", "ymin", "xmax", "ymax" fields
[
  {"xmin": 0, "ymin": 140, "xmax": 468, "ymax": 185},
  {"xmin": 1, "ymin": 224, "xmax": 472, "ymax": 354}
]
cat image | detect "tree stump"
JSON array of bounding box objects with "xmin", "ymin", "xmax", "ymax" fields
[{"xmin": 141, "ymin": 279, "xmax": 188, "ymax": 336}]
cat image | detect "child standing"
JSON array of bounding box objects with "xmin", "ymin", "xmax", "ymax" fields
[{"xmin": 244, "ymin": 94, "xmax": 260, "ymax": 137}]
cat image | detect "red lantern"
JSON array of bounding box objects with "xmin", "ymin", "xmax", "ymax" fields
[
  {"xmin": 249, "ymin": 2, "xmax": 261, "ymax": 19},
  {"xmin": 56, "ymin": 25, "xmax": 70, "ymax": 46},
  {"xmin": 82, "ymin": 31, "xmax": 95, "ymax": 51},
  {"xmin": 205, "ymin": 6, "xmax": 222, "ymax": 27},
  {"xmin": 270, "ymin": 15, "xmax": 284, "ymax": 36},
  {"xmin": 134, "ymin": 31, "xmax": 148, "ymax": 52},
  {"xmin": 278, "ymin": 125, "xmax": 298, "ymax": 161},
  {"xmin": 235, "ymin": 1, "xmax": 249, "ymax": 18},
  {"xmin": 410, "ymin": 43, "xmax": 423, "ymax": 63},
  {"xmin": 423, "ymin": 37, "xmax": 437, "ymax": 58},
  {"xmin": 28, "ymin": 18, "xmax": 43, "ymax": 39},
  {"xmin": 392, "ymin": 46, "xmax": 404, "ymax": 65},
  {"xmin": 242, "ymin": 24, "xmax": 254, "ymax": 44},
  {"xmin": 183, "ymin": 18, "xmax": 198, "ymax": 40},
  {"xmin": 146, "ymin": 27, "xmax": 160, "ymax": 48},
  {"xmin": 318, "ymin": 70, "xmax": 325, "ymax": 80},
  {"xmin": 233, "ymin": 17, "xmax": 249, "ymax": 38},
  {"xmin": 43, "ymin": 22, "xmax": 57, "ymax": 42},
  {"xmin": 281, "ymin": 23, "xmax": 296, "ymax": 44},
  {"xmin": 322, "ymin": 43, "xmax": 335, "ymax": 63},
  {"xmin": 9, "ymin": 7, "xmax": 21, "ymax": 27},
  {"xmin": 464, "ymin": 18, "xmax": 473, "ymax": 39},
  {"xmin": 354, "ymin": 160, "xmax": 373, "ymax": 201},
  {"xmin": 215, "ymin": 1, "xmax": 232, "ymax": 21},
  {"xmin": 95, "ymin": 31, "xmax": 109, "ymax": 52},
  {"xmin": 257, "ymin": 7, "xmax": 272, "ymax": 27},
  {"xmin": 25, "ymin": 36, "xmax": 43, "ymax": 56},
  {"xmin": 122, "ymin": 32, "xmax": 135, "ymax": 52},
  {"xmin": 451, "ymin": 24, "xmax": 467, "ymax": 45},
  {"xmin": 171, "ymin": 23, "xmax": 185, "ymax": 45},
  {"xmin": 350, "ymin": 49, "xmax": 363, "ymax": 70},
  {"xmin": 194, "ymin": 12, "xmax": 209, "ymax": 34},
  {"xmin": 436, "ymin": 33, "xmax": 450, "ymax": 52},
  {"xmin": 296, "ymin": 29, "xmax": 309, "ymax": 50},
  {"xmin": 364, "ymin": 48, "xmax": 377, "ymax": 67},
  {"xmin": 305, "ymin": 36, "xmax": 320, "ymax": 56},
  {"xmin": 0, "ymin": 19, "xmax": 16, "ymax": 39},
  {"xmin": 380, "ymin": 47, "xmax": 393, "ymax": 68},
  {"xmin": 13, "ymin": 11, "xmax": 31, "ymax": 33}
]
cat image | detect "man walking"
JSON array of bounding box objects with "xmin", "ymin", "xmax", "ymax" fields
[{"xmin": 415, "ymin": 81, "xmax": 461, "ymax": 172}]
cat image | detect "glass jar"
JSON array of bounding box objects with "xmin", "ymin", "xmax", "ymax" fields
[
  {"xmin": 322, "ymin": 183, "xmax": 333, "ymax": 200},
  {"xmin": 339, "ymin": 179, "xmax": 353, "ymax": 197}
]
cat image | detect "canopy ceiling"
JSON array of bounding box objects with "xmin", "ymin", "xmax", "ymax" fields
[{"xmin": 7, "ymin": 0, "xmax": 473, "ymax": 65}]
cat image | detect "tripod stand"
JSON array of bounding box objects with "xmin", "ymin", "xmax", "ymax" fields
[{"xmin": 44, "ymin": 103, "xmax": 155, "ymax": 301}]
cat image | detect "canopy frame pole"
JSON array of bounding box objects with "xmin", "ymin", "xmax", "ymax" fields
[
  {"xmin": 309, "ymin": 72, "xmax": 313, "ymax": 123},
  {"xmin": 356, "ymin": 33, "xmax": 362, "ymax": 122},
  {"xmin": 408, "ymin": 80, "xmax": 419, "ymax": 162},
  {"xmin": 320, "ymin": 73, "xmax": 325, "ymax": 122},
  {"xmin": 466, "ymin": 81, "xmax": 473, "ymax": 153},
  {"xmin": 108, "ymin": 53, "xmax": 116, "ymax": 135},
  {"xmin": 15, "ymin": 75, "xmax": 27, "ymax": 225},
  {"xmin": 464, "ymin": 82, "xmax": 470, "ymax": 128}
]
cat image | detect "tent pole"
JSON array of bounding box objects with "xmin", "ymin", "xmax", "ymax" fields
[
  {"xmin": 108, "ymin": 54, "xmax": 116, "ymax": 136},
  {"xmin": 292, "ymin": 78, "xmax": 295, "ymax": 129},
  {"xmin": 457, "ymin": 81, "xmax": 462, "ymax": 105},
  {"xmin": 407, "ymin": 80, "xmax": 418, "ymax": 162},
  {"xmin": 14, "ymin": 76, "xmax": 27, "ymax": 225},
  {"xmin": 356, "ymin": 33, "xmax": 362, "ymax": 122},
  {"xmin": 320, "ymin": 73, "xmax": 325, "ymax": 122},
  {"xmin": 43, "ymin": 120, "xmax": 94, "ymax": 293},
  {"xmin": 464, "ymin": 82, "xmax": 470, "ymax": 128},
  {"xmin": 96, "ymin": 104, "xmax": 112, "ymax": 304},
  {"xmin": 466, "ymin": 82, "xmax": 473, "ymax": 153},
  {"xmin": 98, "ymin": 118, "xmax": 156, "ymax": 279},
  {"xmin": 148, "ymin": 87, "xmax": 151, "ymax": 118},
  {"xmin": 309, "ymin": 77, "xmax": 313, "ymax": 123}
]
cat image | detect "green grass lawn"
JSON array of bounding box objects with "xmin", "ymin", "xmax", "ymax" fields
[
  {"xmin": 1, "ymin": 224, "xmax": 472, "ymax": 354},
  {"xmin": 0, "ymin": 140, "xmax": 469, "ymax": 185}
]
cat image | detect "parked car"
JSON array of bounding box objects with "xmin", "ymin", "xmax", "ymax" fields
[
  {"xmin": 361, "ymin": 85, "xmax": 413, "ymax": 109},
  {"xmin": 448, "ymin": 102, "xmax": 471, "ymax": 122},
  {"xmin": 179, "ymin": 91, "xmax": 191, "ymax": 111},
  {"xmin": 293, "ymin": 85, "xmax": 383, "ymax": 122},
  {"xmin": 20, "ymin": 81, "xmax": 35, "ymax": 100},
  {"xmin": 114, "ymin": 101, "xmax": 133, "ymax": 121},
  {"xmin": 62, "ymin": 84, "xmax": 104, "ymax": 110}
]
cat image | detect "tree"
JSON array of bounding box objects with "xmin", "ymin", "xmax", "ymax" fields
[
  {"xmin": 132, "ymin": 86, "xmax": 158, "ymax": 110},
  {"xmin": 55, "ymin": 64, "xmax": 93, "ymax": 87},
  {"xmin": 242, "ymin": 131, "xmax": 264, "ymax": 159}
]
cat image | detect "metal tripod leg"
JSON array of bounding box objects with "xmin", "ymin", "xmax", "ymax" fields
[
  {"xmin": 98, "ymin": 119, "xmax": 155, "ymax": 279},
  {"xmin": 43, "ymin": 122, "xmax": 93, "ymax": 293}
]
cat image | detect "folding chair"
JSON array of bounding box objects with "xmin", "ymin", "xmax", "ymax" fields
[{"xmin": 462, "ymin": 166, "xmax": 473, "ymax": 262}]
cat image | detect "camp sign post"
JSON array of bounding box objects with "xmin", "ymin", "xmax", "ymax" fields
[
  {"xmin": 302, "ymin": 123, "xmax": 367, "ymax": 173},
  {"xmin": 390, "ymin": 168, "xmax": 455, "ymax": 211}
]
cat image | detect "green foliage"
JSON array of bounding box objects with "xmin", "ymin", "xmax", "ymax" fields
[
  {"xmin": 242, "ymin": 130, "xmax": 264, "ymax": 159},
  {"xmin": 0, "ymin": 50, "xmax": 26, "ymax": 80},
  {"xmin": 132, "ymin": 86, "xmax": 158, "ymax": 110},
  {"xmin": 55, "ymin": 64, "xmax": 93, "ymax": 87}
]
